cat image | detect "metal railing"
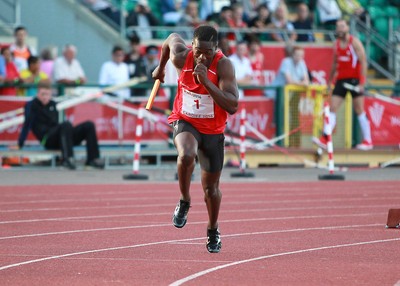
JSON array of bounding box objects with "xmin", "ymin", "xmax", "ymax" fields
[
  {"xmin": 350, "ymin": 15, "xmax": 399, "ymax": 81},
  {"xmin": 0, "ymin": 0, "xmax": 20, "ymax": 30}
]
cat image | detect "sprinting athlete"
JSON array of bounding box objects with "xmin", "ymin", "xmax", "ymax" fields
[{"xmin": 152, "ymin": 25, "xmax": 239, "ymax": 253}]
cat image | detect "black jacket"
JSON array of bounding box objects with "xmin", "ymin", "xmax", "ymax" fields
[{"xmin": 18, "ymin": 98, "xmax": 59, "ymax": 148}]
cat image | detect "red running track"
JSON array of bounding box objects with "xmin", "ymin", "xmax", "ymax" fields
[{"xmin": 0, "ymin": 181, "xmax": 399, "ymax": 285}]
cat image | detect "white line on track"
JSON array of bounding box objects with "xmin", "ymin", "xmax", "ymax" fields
[
  {"xmin": 1, "ymin": 184, "xmax": 398, "ymax": 205},
  {"xmin": 0, "ymin": 213, "xmax": 383, "ymax": 240},
  {"xmin": 1, "ymin": 196, "xmax": 399, "ymax": 213},
  {"xmin": 169, "ymin": 237, "xmax": 400, "ymax": 286},
  {"xmin": 0, "ymin": 204, "xmax": 390, "ymax": 225},
  {"xmin": 0, "ymin": 223, "xmax": 388, "ymax": 271}
]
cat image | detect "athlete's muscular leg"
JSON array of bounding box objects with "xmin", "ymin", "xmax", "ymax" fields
[
  {"xmin": 174, "ymin": 132, "xmax": 198, "ymax": 202},
  {"xmin": 201, "ymin": 170, "xmax": 222, "ymax": 230},
  {"xmin": 352, "ymin": 96, "xmax": 365, "ymax": 115},
  {"xmin": 330, "ymin": 95, "xmax": 344, "ymax": 113}
]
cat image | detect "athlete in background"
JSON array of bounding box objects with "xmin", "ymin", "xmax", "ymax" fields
[
  {"xmin": 313, "ymin": 19, "xmax": 372, "ymax": 150},
  {"xmin": 152, "ymin": 25, "xmax": 239, "ymax": 253}
]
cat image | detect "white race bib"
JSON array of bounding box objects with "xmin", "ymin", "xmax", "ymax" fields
[{"xmin": 181, "ymin": 88, "xmax": 214, "ymax": 118}]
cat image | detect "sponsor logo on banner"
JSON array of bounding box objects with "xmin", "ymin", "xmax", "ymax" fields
[
  {"xmin": 368, "ymin": 102, "xmax": 385, "ymax": 128},
  {"xmin": 365, "ymin": 97, "xmax": 400, "ymax": 146},
  {"xmin": 391, "ymin": 116, "xmax": 400, "ymax": 126}
]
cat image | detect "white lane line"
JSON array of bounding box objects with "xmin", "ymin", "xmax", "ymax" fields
[
  {"xmin": 0, "ymin": 213, "xmax": 382, "ymax": 240},
  {"xmin": 2, "ymin": 186, "xmax": 398, "ymax": 205},
  {"xmin": 0, "ymin": 223, "xmax": 383, "ymax": 271},
  {"xmin": 0, "ymin": 204, "xmax": 390, "ymax": 225},
  {"xmin": 169, "ymin": 237, "xmax": 400, "ymax": 286},
  {"xmin": 2, "ymin": 196, "xmax": 399, "ymax": 213},
  {"xmin": 0, "ymin": 183, "xmax": 398, "ymax": 205}
]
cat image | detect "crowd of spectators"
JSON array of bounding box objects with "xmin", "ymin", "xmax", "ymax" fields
[
  {"xmin": 0, "ymin": 0, "xmax": 395, "ymax": 99},
  {"xmin": 0, "ymin": 26, "xmax": 163, "ymax": 99},
  {"xmin": 81, "ymin": 0, "xmax": 376, "ymax": 42}
]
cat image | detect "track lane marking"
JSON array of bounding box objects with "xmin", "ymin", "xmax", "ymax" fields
[
  {"xmin": 0, "ymin": 203, "xmax": 391, "ymax": 225},
  {"xmin": 1, "ymin": 196, "xmax": 399, "ymax": 213},
  {"xmin": 0, "ymin": 223, "xmax": 387, "ymax": 271},
  {"xmin": 0, "ymin": 213, "xmax": 383, "ymax": 240},
  {"xmin": 0, "ymin": 213, "xmax": 384, "ymax": 240},
  {"xmin": 169, "ymin": 237, "xmax": 400, "ymax": 286}
]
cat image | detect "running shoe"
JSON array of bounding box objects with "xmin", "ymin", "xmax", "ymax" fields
[
  {"xmin": 206, "ymin": 228, "xmax": 222, "ymax": 253},
  {"xmin": 356, "ymin": 140, "xmax": 373, "ymax": 151},
  {"xmin": 172, "ymin": 200, "xmax": 190, "ymax": 228},
  {"xmin": 312, "ymin": 135, "xmax": 328, "ymax": 149}
]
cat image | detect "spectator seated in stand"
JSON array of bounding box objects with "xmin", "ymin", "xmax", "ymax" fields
[
  {"xmin": 270, "ymin": 2, "xmax": 297, "ymax": 43},
  {"xmin": 125, "ymin": 0, "xmax": 159, "ymax": 40},
  {"xmin": 228, "ymin": 40, "xmax": 254, "ymax": 99},
  {"xmin": 0, "ymin": 46, "xmax": 21, "ymax": 96},
  {"xmin": 247, "ymin": 3, "xmax": 272, "ymax": 41},
  {"xmin": 337, "ymin": 0, "xmax": 367, "ymax": 22},
  {"xmin": 9, "ymin": 26, "xmax": 37, "ymax": 72},
  {"xmin": 20, "ymin": 56, "xmax": 50, "ymax": 97},
  {"xmin": 245, "ymin": 35, "xmax": 265, "ymax": 96},
  {"xmin": 99, "ymin": 45, "xmax": 129, "ymax": 99},
  {"xmin": 143, "ymin": 45, "xmax": 160, "ymax": 97},
  {"xmin": 266, "ymin": 46, "xmax": 310, "ymax": 99},
  {"xmin": 316, "ymin": 0, "xmax": 342, "ymax": 31},
  {"xmin": 124, "ymin": 35, "xmax": 147, "ymax": 97},
  {"xmin": 242, "ymin": 0, "xmax": 265, "ymax": 22},
  {"xmin": 293, "ymin": 3, "xmax": 315, "ymax": 42},
  {"xmin": 40, "ymin": 46, "xmax": 57, "ymax": 79},
  {"xmin": 161, "ymin": 0, "xmax": 188, "ymax": 25},
  {"xmin": 53, "ymin": 44, "xmax": 86, "ymax": 86},
  {"xmin": 177, "ymin": 0, "xmax": 205, "ymax": 39},
  {"xmin": 0, "ymin": 50, "xmax": 5, "ymax": 85},
  {"xmin": 226, "ymin": 3, "xmax": 248, "ymax": 41}
]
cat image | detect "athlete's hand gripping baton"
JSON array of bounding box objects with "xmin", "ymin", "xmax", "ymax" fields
[{"xmin": 146, "ymin": 79, "xmax": 161, "ymax": 110}]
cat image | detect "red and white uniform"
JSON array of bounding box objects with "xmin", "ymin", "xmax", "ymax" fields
[
  {"xmin": 335, "ymin": 35, "xmax": 361, "ymax": 80},
  {"xmin": 245, "ymin": 51, "xmax": 264, "ymax": 96},
  {"xmin": 168, "ymin": 50, "xmax": 227, "ymax": 134}
]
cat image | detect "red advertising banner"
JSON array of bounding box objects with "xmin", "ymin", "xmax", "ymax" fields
[
  {"xmin": 65, "ymin": 100, "xmax": 171, "ymax": 143},
  {"xmin": 261, "ymin": 46, "xmax": 334, "ymax": 85},
  {"xmin": 227, "ymin": 98, "xmax": 276, "ymax": 140},
  {"xmin": 0, "ymin": 97, "xmax": 276, "ymax": 145},
  {"xmin": 365, "ymin": 96, "xmax": 400, "ymax": 146}
]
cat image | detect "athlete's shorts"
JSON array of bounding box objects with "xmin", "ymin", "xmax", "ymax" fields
[
  {"xmin": 333, "ymin": 78, "xmax": 362, "ymax": 98},
  {"xmin": 172, "ymin": 120, "xmax": 225, "ymax": 173}
]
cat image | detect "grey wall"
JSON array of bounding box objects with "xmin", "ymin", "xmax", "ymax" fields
[{"xmin": 18, "ymin": 0, "xmax": 125, "ymax": 83}]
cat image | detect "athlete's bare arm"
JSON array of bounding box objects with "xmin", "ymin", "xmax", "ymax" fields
[
  {"xmin": 152, "ymin": 33, "xmax": 189, "ymax": 82},
  {"xmin": 195, "ymin": 57, "xmax": 239, "ymax": 115},
  {"xmin": 328, "ymin": 43, "xmax": 337, "ymax": 88},
  {"xmin": 352, "ymin": 37, "xmax": 367, "ymax": 88}
]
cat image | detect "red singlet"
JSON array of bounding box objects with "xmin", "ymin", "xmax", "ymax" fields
[
  {"xmin": 335, "ymin": 35, "xmax": 361, "ymax": 80},
  {"xmin": 168, "ymin": 50, "xmax": 227, "ymax": 134}
]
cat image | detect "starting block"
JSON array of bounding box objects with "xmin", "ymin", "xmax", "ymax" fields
[{"xmin": 385, "ymin": 209, "xmax": 400, "ymax": 228}]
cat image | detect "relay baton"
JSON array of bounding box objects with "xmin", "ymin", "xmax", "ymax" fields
[{"xmin": 145, "ymin": 79, "xmax": 161, "ymax": 110}]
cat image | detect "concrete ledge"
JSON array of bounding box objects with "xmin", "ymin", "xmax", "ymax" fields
[{"xmin": 224, "ymin": 148, "xmax": 400, "ymax": 168}]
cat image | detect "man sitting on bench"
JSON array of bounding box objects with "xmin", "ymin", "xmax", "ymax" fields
[{"xmin": 17, "ymin": 82, "xmax": 104, "ymax": 170}]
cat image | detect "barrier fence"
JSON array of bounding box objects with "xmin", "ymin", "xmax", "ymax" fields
[
  {"xmin": 283, "ymin": 84, "xmax": 353, "ymax": 149},
  {"xmin": 0, "ymin": 83, "xmax": 399, "ymax": 149}
]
